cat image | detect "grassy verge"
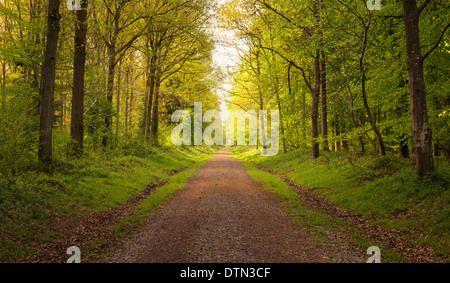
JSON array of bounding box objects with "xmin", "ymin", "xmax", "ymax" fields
[
  {"xmin": 0, "ymin": 146, "xmax": 217, "ymax": 262},
  {"xmin": 230, "ymin": 146, "xmax": 449, "ymax": 262},
  {"xmin": 89, "ymin": 160, "xmax": 210, "ymax": 261}
]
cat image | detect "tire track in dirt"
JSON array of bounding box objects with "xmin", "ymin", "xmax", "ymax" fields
[{"xmin": 105, "ymin": 149, "xmax": 364, "ymax": 263}]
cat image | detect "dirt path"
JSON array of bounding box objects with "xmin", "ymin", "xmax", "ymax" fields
[{"xmin": 105, "ymin": 149, "xmax": 364, "ymax": 263}]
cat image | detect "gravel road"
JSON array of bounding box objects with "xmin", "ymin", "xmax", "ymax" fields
[{"xmin": 106, "ymin": 149, "xmax": 364, "ymax": 263}]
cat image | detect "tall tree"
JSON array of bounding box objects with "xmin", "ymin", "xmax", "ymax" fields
[
  {"xmin": 39, "ymin": 0, "xmax": 61, "ymax": 161},
  {"xmin": 401, "ymin": 0, "xmax": 449, "ymax": 176},
  {"xmin": 319, "ymin": 0, "xmax": 328, "ymax": 151},
  {"xmin": 311, "ymin": 48, "xmax": 321, "ymax": 158},
  {"xmin": 360, "ymin": 2, "xmax": 386, "ymax": 155},
  {"xmin": 70, "ymin": 0, "xmax": 88, "ymax": 155}
]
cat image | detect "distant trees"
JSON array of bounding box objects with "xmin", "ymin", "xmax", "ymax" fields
[{"xmin": 142, "ymin": 0, "xmax": 213, "ymax": 145}]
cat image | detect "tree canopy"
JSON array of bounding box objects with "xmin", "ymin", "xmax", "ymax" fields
[{"xmin": 0, "ymin": 0, "xmax": 448, "ymax": 177}]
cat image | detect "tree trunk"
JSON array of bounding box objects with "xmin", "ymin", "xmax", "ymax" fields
[
  {"xmin": 433, "ymin": 141, "xmax": 440, "ymax": 157},
  {"xmin": 319, "ymin": 0, "xmax": 328, "ymax": 151},
  {"xmin": 334, "ymin": 121, "xmax": 341, "ymax": 152},
  {"xmin": 2, "ymin": 62, "xmax": 6, "ymax": 88},
  {"xmin": 276, "ymin": 87, "xmax": 286, "ymax": 154},
  {"xmin": 400, "ymin": 137, "xmax": 410, "ymax": 158},
  {"xmin": 302, "ymin": 86, "xmax": 307, "ymax": 148},
  {"xmin": 70, "ymin": 0, "xmax": 88, "ymax": 156},
  {"xmin": 320, "ymin": 54, "xmax": 328, "ymax": 151},
  {"xmin": 287, "ymin": 63, "xmax": 294, "ymax": 151},
  {"xmin": 359, "ymin": 118, "xmax": 366, "ymax": 154},
  {"xmin": 402, "ymin": 0, "xmax": 434, "ymax": 177},
  {"xmin": 361, "ymin": 68, "xmax": 386, "ymax": 155},
  {"xmin": 150, "ymin": 72, "xmax": 161, "ymax": 145},
  {"xmin": 116, "ymin": 60, "xmax": 122, "ymax": 137},
  {"xmin": 39, "ymin": 0, "xmax": 61, "ymax": 162},
  {"xmin": 145, "ymin": 54, "xmax": 157, "ymax": 143},
  {"xmin": 259, "ymin": 95, "xmax": 267, "ymax": 154},
  {"xmin": 125, "ymin": 66, "xmax": 130, "ymax": 135},
  {"xmin": 129, "ymin": 78, "xmax": 134, "ymax": 130},
  {"xmin": 311, "ymin": 50, "xmax": 321, "ymax": 159},
  {"xmin": 311, "ymin": 4, "xmax": 321, "ymax": 159},
  {"xmin": 255, "ymin": 50, "xmax": 264, "ymax": 150},
  {"xmin": 104, "ymin": 43, "xmax": 116, "ymax": 146},
  {"xmin": 360, "ymin": 8, "xmax": 386, "ymax": 156}
]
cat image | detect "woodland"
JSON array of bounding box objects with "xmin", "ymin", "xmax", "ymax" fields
[{"xmin": 0, "ymin": 0, "xmax": 448, "ymax": 263}]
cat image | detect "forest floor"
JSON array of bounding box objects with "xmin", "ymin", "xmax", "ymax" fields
[
  {"xmin": 98, "ymin": 149, "xmax": 364, "ymax": 263},
  {"xmin": 3, "ymin": 147, "xmax": 447, "ymax": 263}
]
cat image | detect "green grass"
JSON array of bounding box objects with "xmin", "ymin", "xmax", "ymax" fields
[
  {"xmin": 0, "ymin": 145, "xmax": 217, "ymax": 262},
  {"xmin": 240, "ymin": 161, "xmax": 327, "ymax": 227},
  {"xmin": 230, "ymin": 146, "xmax": 450, "ymax": 262},
  {"xmin": 96, "ymin": 160, "xmax": 210, "ymax": 258},
  {"xmin": 237, "ymin": 159, "xmax": 406, "ymax": 263}
]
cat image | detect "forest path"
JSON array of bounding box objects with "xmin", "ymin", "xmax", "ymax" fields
[{"xmin": 104, "ymin": 149, "xmax": 364, "ymax": 263}]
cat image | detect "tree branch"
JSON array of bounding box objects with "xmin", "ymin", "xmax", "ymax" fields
[
  {"xmin": 418, "ymin": 0, "xmax": 431, "ymax": 16},
  {"xmin": 422, "ymin": 21, "xmax": 450, "ymax": 61},
  {"xmin": 254, "ymin": 0, "xmax": 313, "ymax": 36}
]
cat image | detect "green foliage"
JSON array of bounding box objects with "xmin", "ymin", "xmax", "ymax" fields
[
  {"xmin": 220, "ymin": 0, "xmax": 449, "ymax": 160},
  {"xmin": 0, "ymin": 145, "xmax": 216, "ymax": 261},
  {"xmin": 0, "ymin": 0, "xmax": 448, "ymax": 263},
  {"xmin": 237, "ymin": 155, "xmax": 407, "ymax": 262},
  {"xmin": 0, "ymin": 84, "xmax": 39, "ymax": 175}
]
